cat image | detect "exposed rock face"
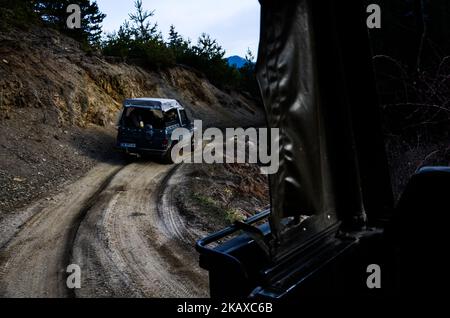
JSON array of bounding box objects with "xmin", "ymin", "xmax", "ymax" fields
[{"xmin": 0, "ymin": 25, "xmax": 264, "ymax": 129}]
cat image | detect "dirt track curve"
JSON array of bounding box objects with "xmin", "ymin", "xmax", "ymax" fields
[{"xmin": 0, "ymin": 161, "xmax": 208, "ymax": 298}]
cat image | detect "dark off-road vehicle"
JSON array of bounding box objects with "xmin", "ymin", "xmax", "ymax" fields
[{"xmin": 116, "ymin": 98, "xmax": 194, "ymax": 163}]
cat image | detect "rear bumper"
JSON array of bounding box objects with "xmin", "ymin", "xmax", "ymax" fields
[{"xmin": 116, "ymin": 145, "xmax": 167, "ymax": 156}]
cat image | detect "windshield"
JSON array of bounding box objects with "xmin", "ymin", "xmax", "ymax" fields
[{"xmin": 122, "ymin": 107, "xmax": 178, "ymax": 129}]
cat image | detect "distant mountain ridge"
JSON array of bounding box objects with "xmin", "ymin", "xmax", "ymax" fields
[{"xmin": 227, "ymin": 55, "xmax": 247, "ymax": 69}]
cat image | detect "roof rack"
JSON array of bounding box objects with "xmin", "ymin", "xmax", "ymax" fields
[{"xmin": 123, "ymin": 98, "xmax": 183, "ymax": 112}]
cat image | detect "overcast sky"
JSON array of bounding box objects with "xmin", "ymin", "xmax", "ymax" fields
[{"xmin": 96, "ymin": 0, "xmax": 261, "ymax": 58}]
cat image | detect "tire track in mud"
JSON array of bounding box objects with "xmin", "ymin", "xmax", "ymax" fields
[
  {"xmin": 157, "ymin": 164, "xmax": 206, "ymax": 246},
  {"xmin": 0, "ymin": 160, "xmax": 208, "ymax": 298},
  {"xmin": 0, "ymin": 163, "xmax": 124, "ymax": 297},
  {"xmin": 71, "ymin": 162, "xmax": 209, "ymax": 298},
  {"xmin": 63, "ymin": 169, "xmax": 124, "ymax": 298}
]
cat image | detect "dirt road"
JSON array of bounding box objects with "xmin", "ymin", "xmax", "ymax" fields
[{"xmin": 0, "ymin": 161, "xmax": 208, "ymax": 298}]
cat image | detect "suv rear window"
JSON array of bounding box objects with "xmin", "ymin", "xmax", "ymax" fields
[
  {"xmin": 164, "ymin": 109, "xmax": 179, "ymax": 126},
  {"xmin": 122, "ymin": 107, "xmax": 181, "ymax": 129},
  {"xmin": 122, "ymin": 107, "xmax": 165, "ymax": 129}
]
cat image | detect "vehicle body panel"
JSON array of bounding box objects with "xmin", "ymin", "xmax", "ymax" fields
[{"xmin": 116, "ymin": 98, "xmax": 193, "ymax": 158}]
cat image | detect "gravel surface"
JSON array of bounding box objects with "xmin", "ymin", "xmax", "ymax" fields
[{"xmin": 0, "ymin": 161, "xmax": 209, "ymax": 298}]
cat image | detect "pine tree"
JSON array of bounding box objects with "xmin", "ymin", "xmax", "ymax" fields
[
  {"xmin": 168, "ymin": 25, "xmax": 182, "ymax": 48},
  {"xmin": 129, "ymin": 0, "xmax": 159, "ymax": 42},
  {"xmin": 194, "ymin": 33, "xmax": 225, "ymax": 61},
  {"xmin": 83, "ymin": 1, "xmax": 106, "ymax": 44},
  {"xmin": 0, "ymin": 0, "xmax": 36, "ymax": 27},
  {"xmin": 167, "ymin": 25, "xmax": 190, "ymax": 60},
  {"xmin": 244, "ymin": 48, "xmax": 255, "ymax": 68},
  {"xmin": 33, "ymin": 0, "xmax": 105, "ymax": 45},
  {"xmin": 102, "ymin": 20, "xmax": 133, "ymax": 57}
]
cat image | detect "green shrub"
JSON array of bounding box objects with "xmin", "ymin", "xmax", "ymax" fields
[{"xmin": 101, "ymin": 2, "xmax": 259, "ymax": 93}]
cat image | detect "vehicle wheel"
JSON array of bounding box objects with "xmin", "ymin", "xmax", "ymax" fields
[{"xmin": 162, "ymin": 147, "xmax": 174, "ymax": 164}]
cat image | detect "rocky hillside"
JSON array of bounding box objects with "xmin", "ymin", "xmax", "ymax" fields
[
  {"xmin": 0, "ymin": 25, "xmax": 264, "ymax": 128},
  {"xmin": 0, "ymin": 24, "xmax": 265, "ymax": 213}
]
